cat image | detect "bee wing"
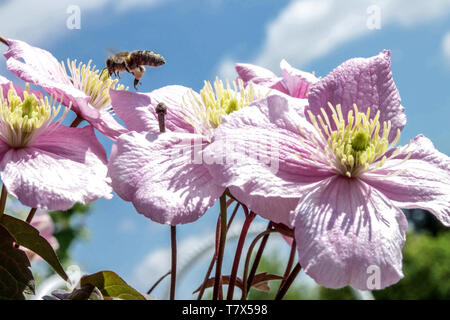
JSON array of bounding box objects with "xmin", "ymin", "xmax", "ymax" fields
[{"xmin": 105, "ymin": 48, "xmax": 118, "ymax": 55}]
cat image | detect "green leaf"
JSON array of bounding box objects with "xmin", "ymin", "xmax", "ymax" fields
[
  {"xmin": 0, "ymin": 224, "xmax": 35, "ymax": 299},
  {"xmin": 193, "ymin": 272, "xmax": 283, "ymax": 294},
  {"xmin": 0, "ymin": 214, "xmax": 68, "ymax": 281},
  {"xmin": 80, "ymin": 271, "xmax": 146, "ymax": 300}
]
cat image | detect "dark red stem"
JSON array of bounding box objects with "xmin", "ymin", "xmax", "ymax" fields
[{"xmin": 226, "ymin": 210, "xmax": 256, "ymax": 299}]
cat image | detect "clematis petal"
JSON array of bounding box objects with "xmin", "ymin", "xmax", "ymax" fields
[
  {"xmin": 235, "ymin": 63, "xmax": 287, "ymax": 93},
  {"xmin": 84, "ymin": 108, "xmax": 127, "ymax": 141},
  {"xmin": 204, "ymin": 93, "xmax": 333, "ymax": 224},
  {"xmin": 363, "ymin": 134, "xmax": 450, "ymax": 226},
  {"xmin": 0, "ymin": 74, "xmax": 42, "ymax": 99},
  {"xmin": 308, "ymin": 50, "xmax": 405, "ymax": 142},
  {"xmin": 4, "ymin": 39, "xmax": 98, "ymax": 119},
  {"xmin": 108, "ymin": 131, "xmax": 223, "ymax": 225},
  {"xmin": 0, "ymin": 125, "xmax": 112, "ymax": 210},
  {"xmin": 110, "ymin": 89, "xmax": 157, "ymax": 133},
  {"xmin": 292, "ymin": 176, "xmax": 407, "ymax": 290},
  {"xmin": 110, "ymin": 85, "xmax": 195, "ymax": 134},
  {"xmin": 280, "ymin": 59, "xmax": 318, "ymax": 98}
]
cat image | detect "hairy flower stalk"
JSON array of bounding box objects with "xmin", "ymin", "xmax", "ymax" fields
[{"xmin": 0, "ymin": 84, "xmax": 68, "ymax": 148}]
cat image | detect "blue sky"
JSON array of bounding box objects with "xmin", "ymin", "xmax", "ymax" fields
[{"xmin": 1, "ymin": 0, "xmax": 450, "ymax": 298}]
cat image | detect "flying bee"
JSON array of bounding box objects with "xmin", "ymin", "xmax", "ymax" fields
[{"xmin": 104, "ymin": 50, "xmax": 165, "ymax": 90}]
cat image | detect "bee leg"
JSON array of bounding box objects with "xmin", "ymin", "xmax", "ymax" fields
[
  {"xmin": 124, "ymin": 61, "xmax": 132, "ymax": 73},
  {"xmin": 134, "ymin": 78, "xmax": 140, "ymax": 90}
]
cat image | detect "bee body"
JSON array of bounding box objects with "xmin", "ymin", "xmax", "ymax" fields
[{"xmin": 105, "ymin": 50, "xmax": 165, "ymax": 89}]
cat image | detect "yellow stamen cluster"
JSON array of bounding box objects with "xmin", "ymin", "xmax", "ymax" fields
[
  {"xmin": 0, "ymin": 84, "xmax": 67, "ymax": 148},
  {"xmin": 183, "ymin": 77, "xmax": 259, "ymax": 139},
  {"xmin": 300, "ymin": 102, "xmax": 406, "ymax": 178},
  {"xmin": 62, "ymin": 59, "xmax": 125, "ymax": 111}
]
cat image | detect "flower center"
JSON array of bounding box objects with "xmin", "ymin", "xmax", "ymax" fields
[
  {"xmin": 299, "ymin": 103, "xmax": 403, "ymax": 178},
  {"xmin": 62, "ymin": 59, "xmax": 125, "ymax": 112},
  {"xmin": 0, "ymin": 84, "xmax": 67, "ymax": 148},
  {"xmin": 351, "ymin": 130, "xmax": 370, "ymax": 152},
  {"xmin": 182, "ymin": 78, "xmax": 259, "ymax": 140}
]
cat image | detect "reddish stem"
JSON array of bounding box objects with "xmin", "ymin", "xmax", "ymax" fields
[
  {"xmin": 277, "ymin": 239, "xmax": 297, "ymax": 296},
  {"xmin": 226, "ymin": 210, "xmax": 256, "ymax": 299},
  {"xmin": 147, "ymin": 270, "xmax": 171, "ymax": 295},
  {"xmin": 274, "ymin": 263, "xmax": 301, "ymax": 300},
  {"xmin": 170, "ymin": 225, "xmax": 177, "ymax": 300},
  {"xmin": 25, "ymin": 207, "xmax": 37, "ymax": 224},
  {"xmin": 246, "ymin": 221, "xmax": 272, "ymax": 292},
  {"xmin": 0, "ymin": 185, "xmax": 7, "ymax": 220},
  {"xmin": 241, "ymin": 229, "xmax": 278, "ymax": 299},
  {"xmin": 196, "ymin": 202, "xmax": 240, "ymax": 300},
  {"xmin": 212, "ymin": 194, "xmax": 228, "ymax": 300},
  {"xmin": 70, "ymin": 115, "xmax": 84, "ymax": 128}
]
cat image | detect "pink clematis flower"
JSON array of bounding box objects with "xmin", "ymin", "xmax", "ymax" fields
[
  {"xmin": 236, "ymin": 59, "xmax": 318, "ymax": 98},
  {"xmin": 0, "ymin": 75, "xmax": 112, "ymax": 210},
  {"xmin": 204, "ymin": 51, "xmax": 450, "ymax": 290},
  {"xmin": 3, "ymin": 38, "xmax": 126, "ymax": 140},
  {"xmin": 24, "ymin": 210, "xmax": 59, "ymax": 261},
  {"xmin": 108, "ymin": 79, "xmax": 265, "ymax": 225}
]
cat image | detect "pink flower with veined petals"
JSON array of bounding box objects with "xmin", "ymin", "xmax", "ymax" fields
[
  {"xmin": 3, "ymin": 38, "xmax": 126, "ymax": 140},
  {"xmin": 107, "ymin": 79, "xmax": 266, "ymax": 225},
  {"xmin": 204, "ymin": 51, "xmax": 450, "ymax": 290},
  {"xmin": 0, "ymin": 75, "xmax": 112, "ymax": 210},
  {"xmin": 24, "ymin": 210, "xmax": 59, "ymax": 261},
  {"xmin": 236, "ymin": 59, "xmax": 318, "ymax": 98}
]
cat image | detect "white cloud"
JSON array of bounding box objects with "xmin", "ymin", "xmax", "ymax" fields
[
  {"xmin": 0, "ymin": 0, "xmax": 169, "ymax": 46},
  {"xmin": 0, "ymin": 0, "xmax": 106, "ymax": 45},
  {"xmin": 113, "ymin": 0, "xmax": 168, "ymax": 12},
  {"xmin": 217, "ymin": 56, "xmax": 238, "ymax": 79},
  {"xmin": 442, "ymin": 31, "xmax": 450, "ymax": 64},
  {"xmin": 218, "ymin": 0, "xmax": 450, "ymax": 75}
]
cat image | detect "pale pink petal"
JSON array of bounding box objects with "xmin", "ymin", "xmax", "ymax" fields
[
  {"xmin": 0, "ymin": 74, "xmax": 42, "ymax": 99},
  {"xmin": 0, "ymin": 125, "xmax": 112, "ymax": 210},
  {"xmin": 148, "ymin": 85, "xmax": 196, "ymax": 133},
  {"xmin": 110, "ymin": 89, "xmax": 157, "ymax": 133},
  {"xmin": 0, "ymin": 138, "xmax": 10, "ymax": 160},
  {"xmin": 84, "ymin": 110, "xmax": 127, "ymax": 141},
  {"xmin": 111, "ymin": 85, "xmax": 195, "ymax": 134},
  {"xmin": 280, "ymin": 59, "xmax": 318, "ymax": 98},
  {"xmin": 4, "ymin": 39, "xmax": 69, "ymax": 84},
  {"xmin": 363, "ymin": 135, "xmax": 450, "ymax": 226},
  {"xmin": 4, "ymin": 39, "xmax": 98, "ymax": 120},
  {"xmin": 205, "ymin": 94, "xmax": 333, "ymax": 224},
  {"xmin": 292, "ymin": 176, "xmax": 407, "ymax": 290},
  {"xmin": 108, "ymin": 131, "xmax": 223, "ymax": 225},
  {"xmin": 308, "ymin": 50, "xmax": 405, "ymax": 142},
  {"xmin": 235, "ymin": 63, "xmax": 287, "ymax": 93},
  {"xmin": 236, "ymin": 63, "xmax": 277, "ymax": 81}
]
